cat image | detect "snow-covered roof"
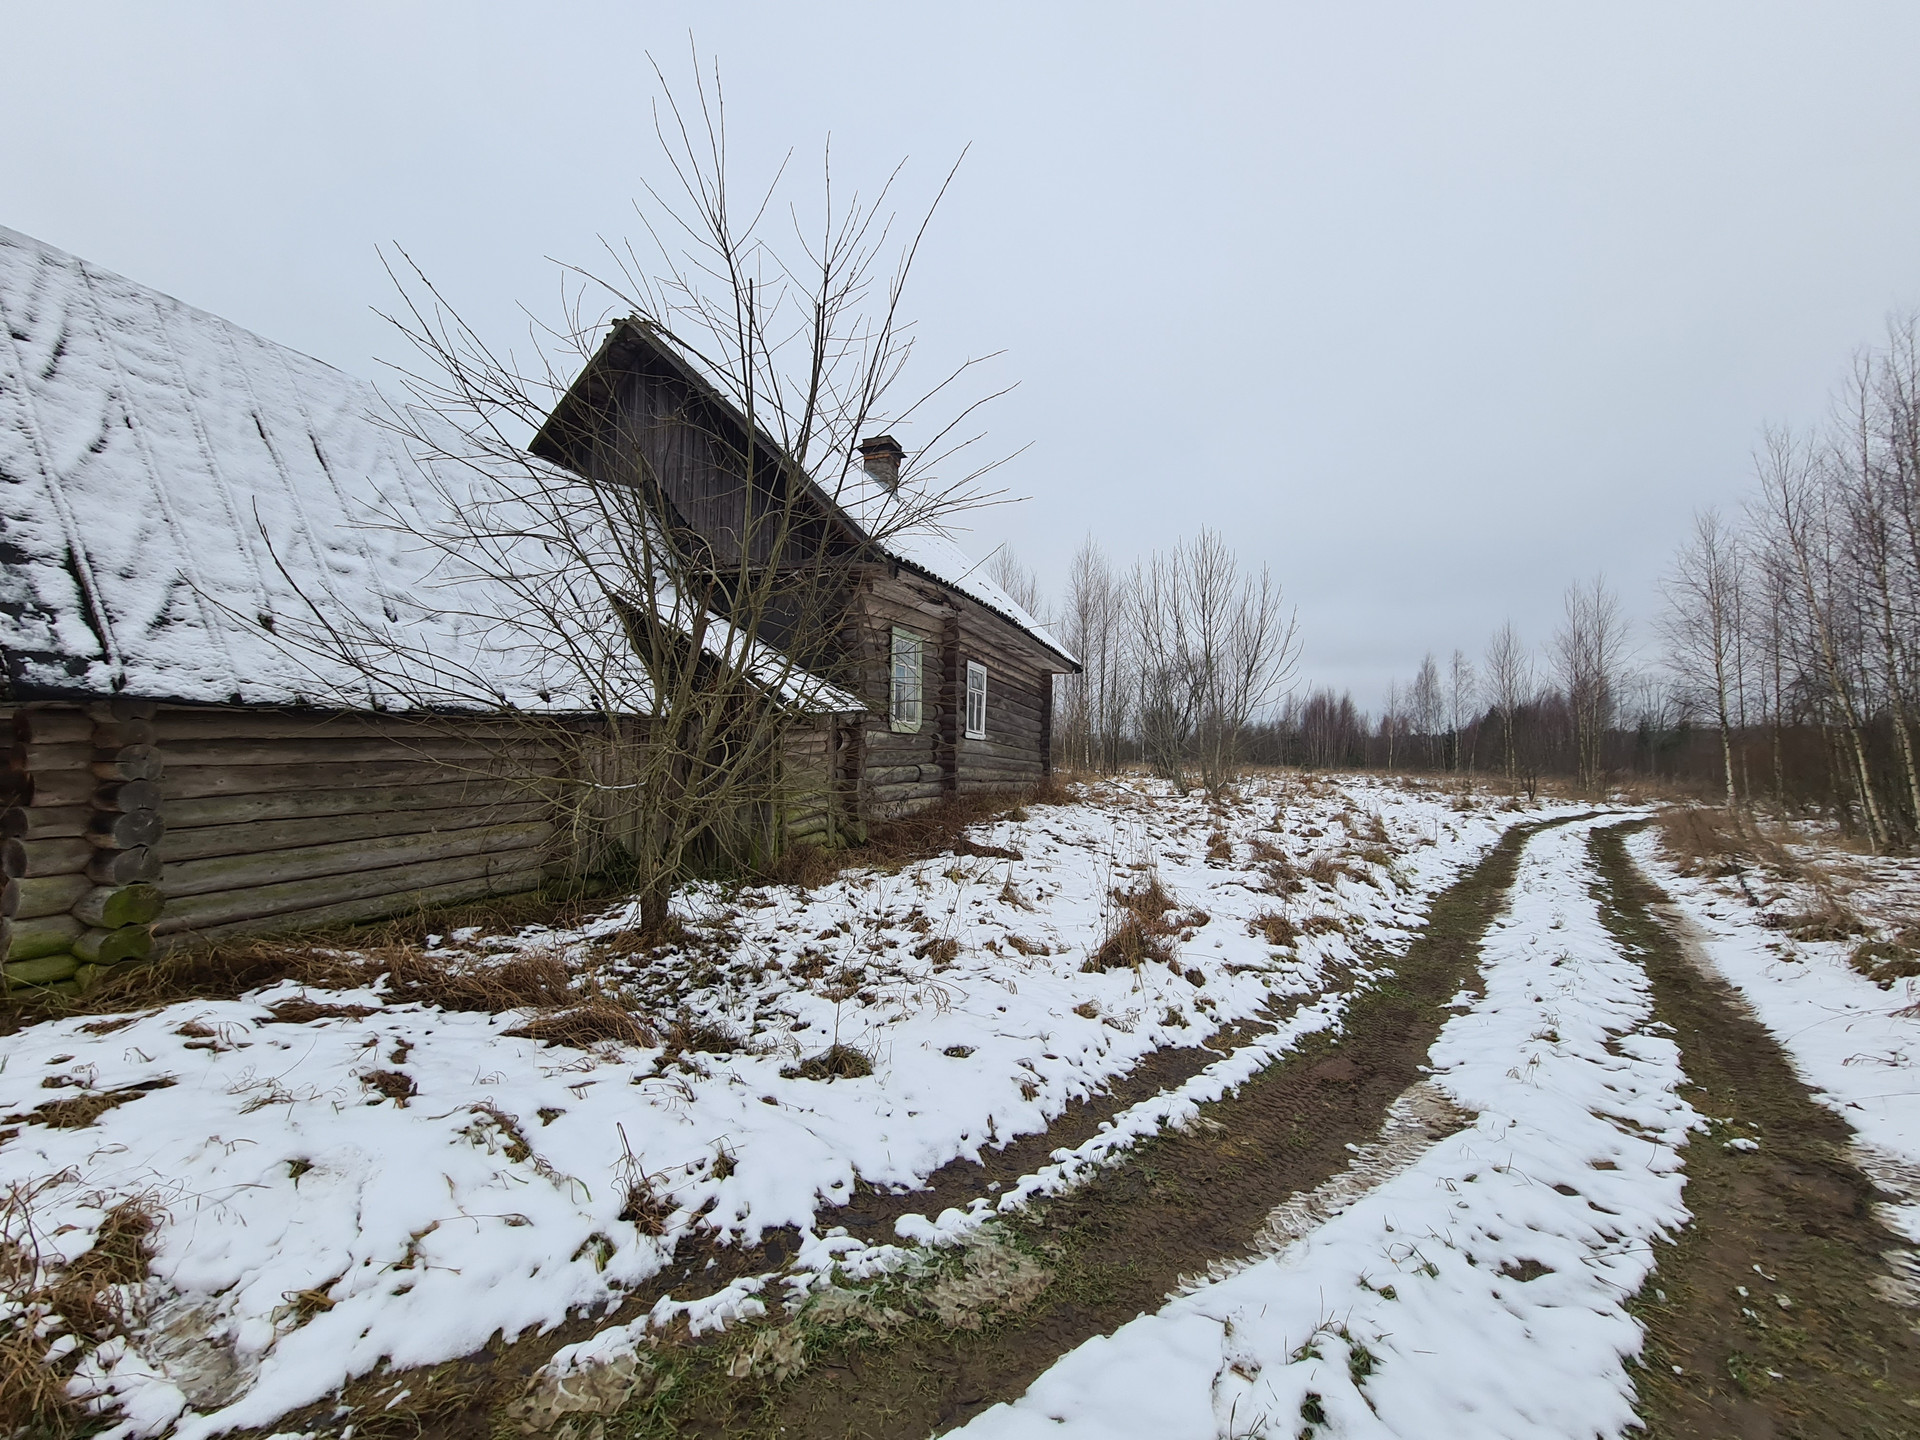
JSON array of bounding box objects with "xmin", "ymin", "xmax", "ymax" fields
[
  {"xmin": 826, "ymin": 468, "xmax": 1076, "ymax": 666},
  {"xmin": 0, "ymin": 226, "xmax": 857, "ymax": 715}
]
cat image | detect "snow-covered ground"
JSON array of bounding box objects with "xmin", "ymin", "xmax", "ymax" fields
[
  {"xmin": 0, "ymin": 774, "xmax": 1541, "ymax": 1438},
  {"xmin": 1627, "ymin": 824, "xmax": 1920, "ymax": 1296},
  {"xmin": 957, "ymin": 814, "xmax": 1697, "ymax": 1440}
]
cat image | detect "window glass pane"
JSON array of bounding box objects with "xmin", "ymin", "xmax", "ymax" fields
[
  {"xmin": 966, "ymin": 661, "xmax": 987, "ymax": 738},
  {"xmin": 891, "ymin": 629, "xmax": 922, "ymax": 730}
]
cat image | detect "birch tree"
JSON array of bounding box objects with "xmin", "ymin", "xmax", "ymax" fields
[{"xmin": 1659, "ymin": 508, "xmax": 1745, "ymax": 808}]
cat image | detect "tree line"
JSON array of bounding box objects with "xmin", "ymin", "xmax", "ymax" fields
[{"xmin": 1013, "ymin": 312, "xmax": 1920, "ymax": 851}]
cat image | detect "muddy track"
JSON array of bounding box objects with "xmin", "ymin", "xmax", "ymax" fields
[
  {"xmin": 626, "ymin": 814, "xmax": 1590, "ymax": 1439},
  {"xmin": 1590, "ymin": 823, "xmax": 1920, "ymax": 1440}
]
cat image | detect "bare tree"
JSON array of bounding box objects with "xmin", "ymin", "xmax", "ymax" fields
[
  {"xmin": 1660, "ymin": 508, "xmax": 1745, "ymax": 808},
  {"xmin": 1484, "ymin": 620, "xmax": 1531, "ymax": 787},
  {"xmin": 1381, "ymin": 679, "xmax": 1404, "ymax": 771},
  {"xmin": 1410, "ymin": 654, "xmax": 1442, "ymax": 768},
  {"xmin": 1128, "ymin": 530, "xmax": 1299, "ymax": 793},
  {"xmin": 1757, "ymin": 424, "xmax": 1889, "ymax": 847},
  {"xmin": 1447, "ymin": 648, "xmax": 1477, "ymax": 773},
  {"xmin": 1057, "ymin": 535, "xmax": 1129, "ymax": 772},
  {"xmin": 1554, "ymin": 575, "xmax": 1628, "ymax": 790},
  {"xmin": 985, "ymin": 543, "xmax": 1045, "ymax": 622},
  {"xmin": 270, "ymin": 57, "xmax": 1005, "ymax": 933}
]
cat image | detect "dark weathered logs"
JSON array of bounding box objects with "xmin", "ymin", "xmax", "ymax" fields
[
  {"xmin": 155, "ymin": 846, "xmax": 548, "ymax": 935},
  {"xmin": 155, "ymin": 864, "xmax": 546, "ymax": 947},
  {"xmin": 88, "ymin": 847, "xmax": 161, "ymax": 886},
  {"xmin": 6, "ymin": 913, "xmax": 81, "ymax": 962},
  {"xmin": 72, "ymin": 925, "xmax": 152, "ymax": 965},
  {"xmin": 94, "ymin": 780, "xmax": 161, "ymax": 814},
  {"xmin": 90, "ymin": 720, "xmax": 156, "ymax": 750},
  {"xmin": 151, "ymin": 707, "xmax": 566, "ymax": 741},
  {"xmin": 1, "ymin": 806, "xmax": 90, "ymax": 840},
  {"xmin": 87, "ymin": 697, "xmax": 157, "ymax": 723},
  {"xmin": 87, "ymin": 810, "xmax": 165, "ymax": 850},
  {"xmin": 73, "ymin": 884, "xmax": 164, "ymax": 928},
  {"xmin": 11, "ymin": 711, "xmax": 93, "ymax": 744},
  {"xmin": 3, "ymin": 873, "xmax": 94, "ymax": 920},
  {"xmin": 159, "ymin": 820, "xmax": 552, "ymax": 899},
  {"xmin": 157, "ymin": 800, "xmax": 549, "ymax": 863},
  {"xmin": 92, "ymin": 747, "xmax": 164, "ymax": 782},
  {"xmin": 21, "ymin": 771, "xmax": 95, "ymax": 809},
  {"xmin": 160, "ymin": 760, "xmax": 553, "ymax": 800},
  {"xmin": 163, "ymin": 779, "xmax": 534, "ymax": 828},
  {"xmin": 156, "ymin": 737, "xmax": 560, "ymax": 768},
  {"xmin": 10, "ymin": 743, "xmax": 92, "ymax": 774},
  {"xmin": 3, "ymin": 836, "xmax": 96, "ymax": 878}
]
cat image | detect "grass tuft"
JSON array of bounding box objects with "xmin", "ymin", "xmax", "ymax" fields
[{"xmin": 790, "ymin": 1044, "xmax": 875, "ymax": 1080}]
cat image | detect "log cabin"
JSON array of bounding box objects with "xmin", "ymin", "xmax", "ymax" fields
[
  {"xmin": 0, "ymin": 226, "xmax": 1069, "ymax": 991},
  {"xmin": 0, "ymin": 226, "xmax": 866, "ymax": 989},
  {"xmin": 530, "ymin": 319, "xmax": 1078, "ymax": 822}
]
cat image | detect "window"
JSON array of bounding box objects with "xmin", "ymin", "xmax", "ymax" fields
[
  {"xmin": 965, "ymin": 661, "xmax": 988, "ymax": 739},
  {"xmin": 890, "ymin": 628, "xmax": 924, "ymax": 732}
]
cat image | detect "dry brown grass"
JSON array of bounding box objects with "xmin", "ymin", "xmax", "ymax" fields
[
  {"xmin": 504, "ymin": 998, "xmax": 657, "ymax": 1050},
  {"xmin": 1304, "ymin": 854, "xmax": 1358, "ymax": 887},
  {"xmin": 1085, "ymin": 875, "xmax": 1185, "ymax": 972},
  {"xmin": 1768, "ymin": 906, "xmax": 1868, "ymax": 943},
  {"xmin": 755, "ymin": 788, "xmax": 1050, "ymax": 892},
  {"xmin": 4, "ymin": 1079, "xmax": 176, "ymax": 1131},
  {"xmin": 260, "ymin": 997, "xmax": 378, "ymax": 1024},
  {"xmin": 358, "ymin": 1068, "xmax": 419, "ymax": 1106},
  {"xmin": 1, "ymin": 941, "xmax": 370, "ymax": 1030},
  {"xmin": 378, "ymin": 947, "xmax": 576, "ymax": 1012},
  {"xmin": 803, "ymin": 787, "xmax": 1043, "ymax": 879},
  {"xmin": 0, "ymin": 1181, "xmax": 162, "ymax": 1437},
  {"xmin": 789, "ymin": 1043, "xmax": 876, "ymax": 1080},
  {"xmin": 1652, "ymin": 805, "xmax": 1818, "ymax": 883},
  {"xmin": 1852, "ymin": 936, "xmax": 1920, "ymax": 987},
  {"xmin": 660, "ymin": 1014, "xmax": 747, "ymax": 1056},
  {"xmin": 1656, "ymin": 806, "xmax": 1763, "ymax": 877},
  {"xmin": 1249, "ymin": 911, "xmax": 1299, "ymax": 947},
  {"xmin": 763, "ymin": 842, "xmax": 843, "ymax": 890}
]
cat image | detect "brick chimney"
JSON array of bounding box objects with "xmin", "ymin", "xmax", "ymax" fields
[{"xmin": 858, "ymin": 434, "xmax": 905, "ymax": 492}]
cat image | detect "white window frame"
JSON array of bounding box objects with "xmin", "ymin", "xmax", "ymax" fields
[
  {"xmin": 890, "ymin": 627, "xmax": 924, "ymax": 733},
  {"xmin": 965, "ymin": 660, "xmax": 988, "ymax": 740}
]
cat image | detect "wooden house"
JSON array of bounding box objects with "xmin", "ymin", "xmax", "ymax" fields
[
  {"xmin": 0, "ymin": 227, "xmax": 1067, "ymax": 992},
  {"xmin": 0, "ymin": 227, "xmax": 866, "ymax": 987},
  {"xmin": 531, "ymin": 319, "xmax": 1078, "ymax": 823}
]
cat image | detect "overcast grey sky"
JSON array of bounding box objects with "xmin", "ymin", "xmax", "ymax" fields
[{"xmin": 8, "ymin": 3, "xmax": 1920, "ymax": 707}]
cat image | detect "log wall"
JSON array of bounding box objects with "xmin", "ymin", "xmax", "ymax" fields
[
  {"xmin": 952, "ymin": 604, "xmax": 1052, "ymax": 794},
  {"xmin": 149, "ymin": 707, "xmax": 560, "ymax": 949},
  {"xmin": 845, "ymin": 567, "xmax": 1065, "ymax": 816},
  {"xmin": 3, "ymin": 699, "xmax": 172, "ymax": 991},
  {"xmin": 851, "ymin": 571, "xmax": 955, "ymax": 818},
  {"xmin": 0, "ymin": 702, "xmax": 567, "ymax": 990},
  {"xmin": 778, "ymin": 720, "xmax": 848, "ymax": 848}
]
